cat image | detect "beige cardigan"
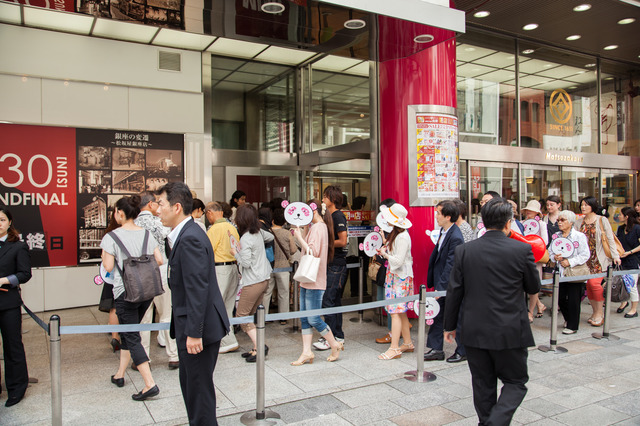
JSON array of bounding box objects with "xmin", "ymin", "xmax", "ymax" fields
[{"xmin": 574, "ymin": 215, "xmax": 620, "ymax": 271}]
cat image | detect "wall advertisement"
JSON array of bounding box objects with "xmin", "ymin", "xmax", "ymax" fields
[{"xmin": 0, "ymin": 124, "xmax": 184, "ymax": 267}]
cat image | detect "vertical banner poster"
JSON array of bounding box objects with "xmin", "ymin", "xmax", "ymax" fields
[
  {"xmin": 76, "ymin": 129, "xmax": 184, "ymax": 264},
  {"xmin": 0, "ymin": 124, "xmax": 77, "ymax": 267},
  {"xmin": 408, "ymin": 105, "xmax": 459, "ymax": 206}
]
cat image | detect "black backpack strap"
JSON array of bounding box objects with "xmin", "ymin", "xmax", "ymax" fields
[
  {"xmin": 141, "ymin": 230, "xmax": 150, "ymax": 254},
  {"xmin": 108, "ymin": 231, "xmax": 132, "ymax": 259}
]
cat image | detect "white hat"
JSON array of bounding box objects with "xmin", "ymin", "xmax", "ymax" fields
[
  {"xmin": 380, "ymin": 203, "xmax": 412, "ymax": 229},
  {"xmin": 522, "ymin": 199, "xmax": 542, "ymax": 215}
]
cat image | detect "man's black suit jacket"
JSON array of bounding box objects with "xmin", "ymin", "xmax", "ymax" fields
[
  {"xmin": 168, "ymin": 219, "xmax": 229, "ymax": 345},
  {"xmin": 427, "ymin": 224, "xmax": 464, "ymax": 291},
  {"xmin": 444, "ymin": 230, "xmax": 541, "ymax": 350},
  {"xmin": 0, "ymin": 240, "xmax": 32, "ymax": 311}
]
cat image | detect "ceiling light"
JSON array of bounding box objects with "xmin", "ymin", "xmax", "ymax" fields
[
  {"xmin": 604, "ymin": 77, "xmax": 614, "ymax": 80},
  {"xmin": 573, "ymin": 4, "xmax": 591, "ymax": 12},
  {"xmin": 585, "ymin": 63, "xmax": 596, "ymax": 68},
  {"xmin": 344, "ymin": 19, "xmax": 366, "ymax": 29},
  {"xmin": 568, "ymin": 86, "xmax": 578, "ymax": 89},
  {"xmin": 261, "ymin": 2, "xmax": 285, "ymax": 14},
  {"xmin": 522, "ymin": 23, "xmax": 538, "ymax": 30},
  {"xmin": 464, "ymin": 47, "xmax": 476, "ymax": 52},
  {"xmin": 603, "ymin": 45, "xmax": 618, "ymax": 50},
  {"xmin": 522, "ymin": 49, "xmax": 535, "ymax": 54},
  {"xmin": 617, "ymin": 18, "xmax": 635, "ymax": 24},
  {"xmin": 566, "ymin": 35, "xmax": 581, "ymax": 41},
  {"xmin": 414, "ymin": 34, "xmax": 434, "ymax": 43},
  {"xmin": 473, "ymin": 11, "xmax": 490, "ymax": 18}
]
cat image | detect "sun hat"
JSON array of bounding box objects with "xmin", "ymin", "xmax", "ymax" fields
[
  {"xmin": 380, "ymin": 203, "xmax": 412, "ymax": 229},
  {"xmin": 522, "ymin": 199, "xmax": 542, "ymax": 215}
]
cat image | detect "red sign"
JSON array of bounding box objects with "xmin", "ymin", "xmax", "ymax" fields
[
  {"xmin": 0, "ymin": 124, "xmax": 77, "ymax": 267},
  {"xmin": 343, "ymin": 210, "xmax": 373, "ymax": 222},
  {"xmin": 9, "ymin": 0, "xmax": 75, "ymax": 12}
]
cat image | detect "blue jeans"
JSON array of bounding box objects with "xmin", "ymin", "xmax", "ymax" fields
[
  {"xmin": 300, "ymin": 288, "xmax": 329, "ymax": 335},
  {"xmin": 323, "ymin": 264, "xmax": 347, "ymax": 339}
]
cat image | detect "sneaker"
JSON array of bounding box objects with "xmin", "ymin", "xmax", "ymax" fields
[
  {"xmin": 219, "ymin": 343, "xmax": 240, "ymax": 354},
  {"xmin": 313, "ymin": 338, "xmax": 331, "ymax": 351},
  {"xmin": 562, "ymin": 328, "xmax": 577, "ymax": 335}
]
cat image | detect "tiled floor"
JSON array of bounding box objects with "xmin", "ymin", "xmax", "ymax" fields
[{"xmin": 2, "ymin": 295, "xmax": 640, "ymax": 425}]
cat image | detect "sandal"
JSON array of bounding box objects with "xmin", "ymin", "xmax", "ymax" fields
[
  {"xmin": 291, "ymin": 353, "xmax": 315, "ymax": 366},
  {"xmin": 589, "ymin": 318, "xmax": 604, "ymax": 327},
  {"xmin": 400, "ymin": 342, "xmax": 414, "ymax": 353},
  {"xmin": 528, "ymin": 312, "xmax": 534, "ymax": 323},
  {"xmin": 327, "ymin": 341, "xmax": 344, "ymax": 362},
  {"xmin": 535, "ymin": 312, "xmax": 544, "ymax": 318},
  {"xmin": 378, "ymin": 347, "xmax": 402, "ymax": 360}
]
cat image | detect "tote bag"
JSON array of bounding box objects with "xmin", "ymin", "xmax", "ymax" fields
[{"xmin": 293, "ymin": 249, "xmax": 321, "ymax": 283}]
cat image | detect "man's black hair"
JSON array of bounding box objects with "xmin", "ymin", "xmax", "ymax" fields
[
  {"xmin": 485, "ymin": 190, "xmax": 501, "ymax": 199},
  {"xmin": 158, "ymin": 182, "xmax": 193, "ymax": 215},
  {"xmin": 481, "ymin": 197, "xmax": 513, "ymax": 230},
  {"xmin": 436, "ymin": 200, "xmax": 459, "ymax": 223}
]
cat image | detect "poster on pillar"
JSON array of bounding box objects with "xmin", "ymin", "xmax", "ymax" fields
[
  {"xmin": 0, "ymin": 124, "xmax": 77, "ymax": 267},
  {"xmin": 76, "ymin": 129, "xmax": 184, "ymax": 265},
  {"xmin": 407, "ymin": 105, "xmax": 459, "ymax": 206}
]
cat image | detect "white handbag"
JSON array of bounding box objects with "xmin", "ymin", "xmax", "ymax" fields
[{"xmin": 293, "ymin": 249, "xmax": 321, "ymax": 283}]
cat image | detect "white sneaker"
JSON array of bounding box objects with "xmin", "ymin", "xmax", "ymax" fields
[
  {"xmin": 313, "ymin": 338, "xmax": 331, "ymax": 351},
  {"xmin": 157, "ymin": 333, "xmax": 166, "ymax": 348},
  {"xmin": 562, "ymin": 328, "xmax": 577, "ymax": 335},
  {"xmin": 219, "ymin": 343, "xmax": 240, "ymax": 354}
]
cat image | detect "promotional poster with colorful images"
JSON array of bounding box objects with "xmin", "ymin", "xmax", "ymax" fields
[{"xmin": 415, "ymin": 114, "xmax": 459, "ymax": 199}]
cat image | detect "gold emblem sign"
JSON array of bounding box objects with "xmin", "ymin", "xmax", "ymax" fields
[{"xmin": 549, "ymin": 88, "xmax": 572, "ymax": 124}]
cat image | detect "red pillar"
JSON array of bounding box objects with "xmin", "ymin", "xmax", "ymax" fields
[{"xmin": 378, "ymin": 16, "xmax": 457, "ymax": 288}]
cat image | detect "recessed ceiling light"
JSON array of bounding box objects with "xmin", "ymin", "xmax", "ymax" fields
[
  {"xmin": 566, "ymin": 35, "xmax": 581, "ymax": 41},
  {"xmin": 474, "ymin": 11, "xmax": 490, "ymax": 18},
  {"xmin": 344, "ymin": 19, "xmax": 366, "ymax": 30},
  {"xmin": 568, "ymin": 86, "xmax": 578, "ymax": 89},
  {"xmin": 522, "ymin": 49, "xmax": 535, "ymax": 54},
  {"xmin": 585, "ymin": 63, "xmax": 596, "ymax": 68},
  {"xmin": 261, "ymin": 2, "xmax": 285, "ymax": 14},
  {"xmin": 573, "ymin": 4, "xmax": 591, "ymax": 12},
  {"xmin": 464, "ymin": 47, "xmax": 476, "ymax": 52},
  {"xmin": 603, "ymin": 45, "xmax": 618, "ymax": 50},
  {"xmin": 604, "ymin": 77, "xmax": 614, "ymax": 80},
  {"xmin": 522, "ymin": 23, "xmax": 539, "ymax": 30},
  {"xmin": 617, "ymin": 18, "xmax": 635, "ymax": 25},
  {"xmin": 414, "ymin": 34, "xmax": 434, "ymax": 43}
]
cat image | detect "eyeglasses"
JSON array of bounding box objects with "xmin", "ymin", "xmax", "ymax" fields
[{"xmin": 557, "ymin": 218, "xmax": 568, "ymax": 223}]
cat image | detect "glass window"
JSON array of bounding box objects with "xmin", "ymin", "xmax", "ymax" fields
[
  {"xmin": 520, "ymin": 165, "xmax": 561, "ymax": 212},
  {"xmin": 211, "ymin": 56, "xmax": 295, "ymax": 152},
  {"xmin": 468, "ymin": 162, "xmax": 518, "ymax": 227},
  {"xmin": 456, "ymin": 33, "xmax": 516, "ymax": 146},
  {"xmin": 561, "ymin": 168, "xmax": 599, "ymax": 214},
  {"xmin": 602, "ymin": 170, "xmax": 634, "ymax": 232},
  {"xmin": 518, "ymin": 42, "xmax": 598, "ymax": 152},
  {"xmin": 600, "ymin": 61, "xmax": 640, "ymax": 157}
]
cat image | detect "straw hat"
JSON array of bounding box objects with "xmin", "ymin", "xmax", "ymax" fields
[
  {"xmin": 522, "ymin": 199, "xmax": 542, "ymax": 215},
  {"xmin": 380, "ymin": 203, "xmax": 412, "ymax": 229}
]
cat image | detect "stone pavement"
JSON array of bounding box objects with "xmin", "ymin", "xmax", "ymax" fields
[{"xmin": 2, "ymin": 295, "xmax": 640, "ymax": 425}]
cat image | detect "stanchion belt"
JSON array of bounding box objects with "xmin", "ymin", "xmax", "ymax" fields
[
  {"xmin": 540, "ymin": 268, "xmax": 640, "ymax": 286},
  {"xmin": 272, "ymin": 266, "xmax": 293, "ymax": 273},
  {"xmin": 22, "ymin": 303, "xmax": 49, "ymax": 332}
]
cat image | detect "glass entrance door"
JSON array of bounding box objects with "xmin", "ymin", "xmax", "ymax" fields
[
  {"xmin": 520, "ymin": 164, "xmax": 561, "ymax": 209},
  {"xmin": 561, "ymin": 167, "xmax": 600, "ymax": 214},
  {"xmin": 602, "ymin": 169, "xmax": 634, "ymax": 232},
  {"xmin": 468, "ymin": 161, "xmax": 519, "ymax": 227}
]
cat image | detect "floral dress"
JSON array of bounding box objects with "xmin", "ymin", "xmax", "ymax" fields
[
  {"xmin": 384, "ymin": 269, "xmax": 413, "ymax": 314},
  {"xmin": 580, "ymin": 221, "xmax": 602, "ymax": 273}
]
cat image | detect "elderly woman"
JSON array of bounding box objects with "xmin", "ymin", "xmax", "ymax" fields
[{"xmin": 553, "ymin": 210, "xmax": 590, "ymax": 334}]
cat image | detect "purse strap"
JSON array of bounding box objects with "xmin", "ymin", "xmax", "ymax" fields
[{"xmin": 273, "ymin": 230, "xmax": 291, "ymax": 262}]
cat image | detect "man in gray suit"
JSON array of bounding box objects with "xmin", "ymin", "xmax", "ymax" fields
[{"xmin": 444, "ymin": 197, "xmax": 540, "ymax": 426}]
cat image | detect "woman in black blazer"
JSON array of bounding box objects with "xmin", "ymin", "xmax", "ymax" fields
[{"xmin": 0, "ymin": 206, "xmax": 32, "ymax": 407}]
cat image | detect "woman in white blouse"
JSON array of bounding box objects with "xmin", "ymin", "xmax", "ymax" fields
[
  {"xmin": 376, "ymin": 203, "xmax": 414, "ymax": 360},
  {"xmin": 552, "ymin": 210, "xmax": 590, "ymax": 334}
]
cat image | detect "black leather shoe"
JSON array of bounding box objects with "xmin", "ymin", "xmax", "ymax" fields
[
  {"xmin": 617, "ymin": 302, "xmax": 629, "ymax": 313},
  {"xmin": 423, "ymin": 349, "xmax": 445, "ymax": 361},
  {"xmin": 168, "ymin": 361, "xmax": 179, "ymax": 370},
  {"xmin": 446, "ymin": 353, "xmax": 467, "ymax": 363},
  {"xmin": 132, "ymin": 385, "xmax": 159, "ymax": 401},
  {"xmin": 624, "ymin": 312, "xmax": 638, "ymax": 318},
  {"xmin": 5, "ymin": 394, "xmax": 24, "ymax": 407},
  {"xmin": 110, "ymin": 338, "xmax": 121, "ymax": 352},
  {"xmin": 111, "ymin": 375, "xmax": 124, "ymax": 387},
  {"xmin": 246, "ymin": 345, "xmax": 269, "ymax": 363}
]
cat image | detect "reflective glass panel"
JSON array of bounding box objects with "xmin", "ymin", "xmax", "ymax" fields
[{"xmin": 561, "ymin": 168, "xmax": 600, "ymax": 214}]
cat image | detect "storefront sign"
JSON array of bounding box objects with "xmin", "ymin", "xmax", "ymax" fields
[
  {"xmin": 344, "ymin": 210, "xmax": 373, "ymax": 221},
  {"xmin": 348, "ymin": 226, "xmax": 374, "ymax": 238},
  {"xmin": 544, "ymin": 152, "xmax": 584, "ymax": 163}
]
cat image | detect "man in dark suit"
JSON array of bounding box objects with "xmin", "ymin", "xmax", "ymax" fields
[
  {"xmin": 444, "ymin": 197, "xmax": 541, "ymax": 426},
  {"xmin": 425, "ymin": 200, "xmax": 465, "ymax": 362},
  {"xmin": 156, "ymin": 183, "xmax": 230, "ymax": 425}
]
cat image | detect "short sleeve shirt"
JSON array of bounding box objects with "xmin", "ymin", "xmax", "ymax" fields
[{"xmin": 331, "ymin": 210, "xmax": 348, "ymax": 266}]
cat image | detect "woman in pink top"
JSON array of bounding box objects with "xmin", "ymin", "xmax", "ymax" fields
[{"xmin": 291, "ymin": 199, "xmax": 344, "ymax": 365}]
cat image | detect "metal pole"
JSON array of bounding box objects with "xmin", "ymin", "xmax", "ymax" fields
[
  {"xmin": 538, "ymin": 269, "xmax": 567, "ymax": 353},
  {"xmin": 49, "ymin": 315, "xmax": 62, "ymax": 426},
  {"xmin": 284, "ymin": 262, "xmax": 299, "ymax": 334},
  {"xmin": 350, "ymin": 257, "xmax": 371, "ymax": 323},
  {"xmin": 405, "ymin": 285, "xmax": 436, "ymax": 382},
  {"xmin": 593, "ymin": 265, "xmax": 619, "ymax": 340},
  {"xmin": 240, "ymin": 306, "xmax": 280, "ymax": 425}
]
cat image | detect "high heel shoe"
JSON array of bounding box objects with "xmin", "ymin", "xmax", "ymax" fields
[
  {"xmin": 327, "ymin": 342, "xmax": 344, "ymax": 362},
  {"xmin": 110, "ymin": 338, "xmax": 121, "ymax": 352},
  {"xmin": 291, "ymin": 353, "xmax": 315, "ymax": 366},
  {"xmin": 378, "ymin": 347, "xmax": 402, "ymax": 360},
  {"xmin": 400, "ymin": 341, "xmax": 414, "ymax": 353},
  {"xmin": 111, "ymin": 375, "xmax": 124, "ymax": 388}
]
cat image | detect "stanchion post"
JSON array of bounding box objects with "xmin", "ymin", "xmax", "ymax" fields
[
  {"xmin": 538, "ymin": 269, "xmax": 567, "ymax": 353},
  {"xmin": 240, "ymin": 306, "xmax": 280, "ymax": 425},
  {"xmin": 49, "ymin": 315, "xmax": 62, "ymax": 426},
  {"xmin": 350, "ymin": 257, "xmax": 371, "ymax": 323},
  {"xmin": 593, "ymin": 265, "xmax": 619, "ymax": 340},
  {"xmin": 284, "ymin": 262, "xmax": 299, "ymax": 334},
  {"xmin": 405, "ymin": 285, "xmax": 436, "ymax": 382}
]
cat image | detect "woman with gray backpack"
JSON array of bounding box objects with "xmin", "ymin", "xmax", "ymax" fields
[{"xmin": 101, "ymin": 195, "xmax": 164, "ymax": 401}]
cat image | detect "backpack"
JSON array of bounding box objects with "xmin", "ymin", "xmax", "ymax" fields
[{"xmin": 109, "ymin": 230, "xmax": 164, "ymax": 303}]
